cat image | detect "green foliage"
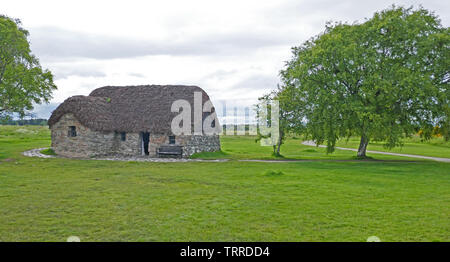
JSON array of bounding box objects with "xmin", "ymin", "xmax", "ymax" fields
[
  {"xmin": 280, "ymin": 6, "xmax": 449, "ymax": 156},
  {"xmin": 40, "ymin": 148, "xmax": 56, "ymax": 155},
  {"xmin": 0, "ymin": 15, "xmax": 57, "ymax": 119}
]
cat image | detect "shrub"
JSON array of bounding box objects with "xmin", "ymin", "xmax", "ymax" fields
[{"xmin": 40, "ymin": 148, "xmax": 56, "ymax": 156}]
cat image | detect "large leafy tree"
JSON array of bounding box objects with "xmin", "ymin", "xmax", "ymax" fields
[
  {"xmin": 0, "ymin": 15, "xmax": 56, "ymax": 119},
  {"xmin": 281, "ymin": 6, "xmax": 449, "ymax": 157}
]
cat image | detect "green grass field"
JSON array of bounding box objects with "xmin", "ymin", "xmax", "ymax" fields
[
  {"xmin": 0, "ymin": 125, "xmax": 449, "ymax": 241},
  {"xmin": 192, "ymin": 135, "xmax": 449, "ymax": 161},
  {"xmin": 335, "ymin": 136, "xmax": 450, "ymax": 159}
]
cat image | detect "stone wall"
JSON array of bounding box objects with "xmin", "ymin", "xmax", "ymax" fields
[
  {"xmin": 148, "ymin": 134, "xmax": 165, "ymax": 157},
  {"xmin": 148, "ymin": 134, "xmax": 221, "ymax": 157},
  {"xmin": 182, "ymin": 135, "xmax": 221, "ymax": 157},
  {"xmin": 114, "ymin": 132, "xmax": 141, "ymax": 156},
  {"xmin": 51, "ymin": 113, "xmax": 140, "ymax": 157},
  {"xmin": 51, "ymin": 113, "xmax": 221, "ymax": 158}
]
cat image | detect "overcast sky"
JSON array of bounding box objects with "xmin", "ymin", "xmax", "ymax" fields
[{"xmin": 2, "ymin": 0, "xmax": 449, "ymax": 120}]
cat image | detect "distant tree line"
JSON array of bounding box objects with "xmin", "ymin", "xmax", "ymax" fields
[{"xmin": 0, "ymin": 118, "xmax": 48, "ymax": 126}]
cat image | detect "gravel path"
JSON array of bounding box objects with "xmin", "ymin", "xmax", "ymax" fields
[
  {"xmin": 23, "ymin": 148, "xmax": 57, "ymax": 159},
  {"xmin": 22, "ymin": 148, "xmax": 228, "ymax": 162},
  {"xmin": 302, "ymin": 141, "xmax": 450, "ymax": 163},
  {"xmin": 23, "ymin": 144, "xmax": 450, "ymax": 163}
]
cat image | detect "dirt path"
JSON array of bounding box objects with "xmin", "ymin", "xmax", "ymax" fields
[{"xmin": 302, "ymin": 141, "xmax": 450, "ymax": 163}]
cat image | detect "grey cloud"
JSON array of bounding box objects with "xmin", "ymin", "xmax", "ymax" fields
[
  {"xmin": 265, "ymin": 0, "xmax": 449, "ymax": 37},
  {"xmin": 128, "ymin": 72, "xmax": 146, "ymax": 78},
  {"xmin": 206, "ymin": 74, "xmax": 280, "ymax": 112},
  {"xmin": 232, "ymin": 74, "xmax": 279, "ymax": 91},
  {"xmin": 28, "ymin": 102, "xmax": 59, "ymax": 119},
  {"xmin": 52, "ymin": 67, "xmax": 107, "ymax": 80},
  {"xmin": 201, "ymin": 71, "xmax": 279, "ymax": 95},
  {"xmin": 29, "ymin": 26, "xmax": 299, "ymax": 60},
  {"xmin": 203, "ymin": 69, "xmax": 239, "ymax": 81}
]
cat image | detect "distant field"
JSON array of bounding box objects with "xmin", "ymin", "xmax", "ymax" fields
[
  {"xmin": 0, "ymin": 125, "xmax": 449, "ymax": 241},
  {"xmin": 193, "ymin": 135, "xmax": 450, "ymax": 160},
  {"xmin": 335, "ymin": 136, "xmax": 450, "ymax": 159}
]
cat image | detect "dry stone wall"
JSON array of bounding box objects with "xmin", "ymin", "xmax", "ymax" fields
[{"xmin": 51, "ymin": 114, "xmax": 220, "ymax": 158}]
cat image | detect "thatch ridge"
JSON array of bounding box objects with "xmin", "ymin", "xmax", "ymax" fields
[{"xmin": 48, "ymin": 85, "xmax": 217, "ymax": 134}]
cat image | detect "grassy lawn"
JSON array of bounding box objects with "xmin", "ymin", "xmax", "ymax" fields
[
  {"xmin": 335, "ymin": 136, "xmax": 450, "ymax": 159},
  {"xmin": 193, "ymin": 135, "xmax": 449, "ymax": 161},
  {"xmin": 0, "ymin": 125, "xmax": 449, "ymax": 241}
]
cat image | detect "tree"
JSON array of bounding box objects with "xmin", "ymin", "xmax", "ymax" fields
[
  {"xmin": 255, "ymin": 91, "xmax": 285, "ymax": 157},
  {"xmin": 281, "ymin": 6, "xmax": 449, "ymax": 157},
  {"xmin": 0, "ymin": 15, "xmax": 57, "ymax": 119},
  {"xmin": 255, "ymin": 84, "xmax": 304, "ymax": 156}
]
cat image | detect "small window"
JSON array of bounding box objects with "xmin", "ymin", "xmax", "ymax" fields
[
  {"xmin": 68, "ymin": 126, "xmax": 77, "ymax": 137},
  {"xmin": 120, "ymin": 132, "xmax": 126, "ymax": 141},
  {"xmin": 169, "ymin": 135, "xmax": 175, "ymax": 144}
]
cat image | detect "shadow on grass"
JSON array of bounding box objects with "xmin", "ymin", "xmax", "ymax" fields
[
  {"xmin": 190, "ymin": 150, "xmax": 230, "ymax": 159},
  {"xmin": 263, "ymin": 170, "xmax": 285, "ymax": 176}
]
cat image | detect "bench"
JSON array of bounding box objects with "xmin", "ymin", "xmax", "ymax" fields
[{"xmin": 157, "ymin": 145, "xmax": 183, "ymax": 158}]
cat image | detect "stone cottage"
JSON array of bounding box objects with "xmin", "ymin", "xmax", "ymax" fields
[{"xmin": 48, "ymin": 85, "xmax": 221, "ymax": 158}]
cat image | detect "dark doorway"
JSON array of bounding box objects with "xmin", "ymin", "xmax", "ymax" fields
[{"xmin": 142, "ymin": 132, "xmax": 150, "ymax": 155}]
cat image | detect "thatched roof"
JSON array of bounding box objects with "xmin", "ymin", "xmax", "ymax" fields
[{"xmin": 48, "ymin": 85, "xmax": 218, "ymax": 134}]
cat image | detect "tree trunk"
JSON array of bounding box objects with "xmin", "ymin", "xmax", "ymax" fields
[
  {"xmin": 357, "ymin": 135, "xmax": 369, "ymax": 157},
  {"xmin": 276, "ymin": 138, "xmax": 281, "ymax": 156},
  {"xmin": 275, "ymin": 130, "xmax": 284, "ymax": 156}
]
